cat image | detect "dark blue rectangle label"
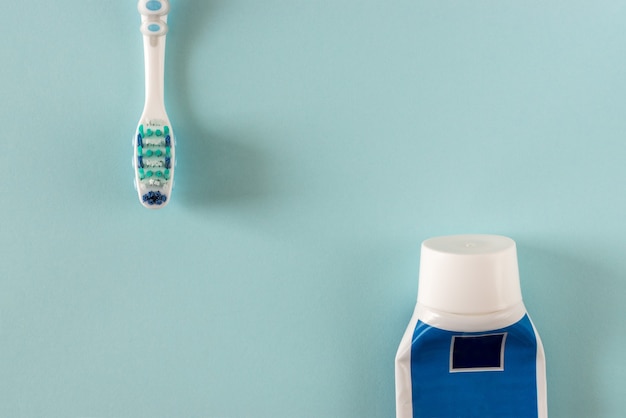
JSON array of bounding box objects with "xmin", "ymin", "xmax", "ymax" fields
[{"xmin": 410, "ymin": 315, "xmax": 538, "ymax": 417}]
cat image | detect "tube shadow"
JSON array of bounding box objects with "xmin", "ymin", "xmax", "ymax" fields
[{"xmin": 517, "ymin": 242, "xmax": 618, "ymax": 417}]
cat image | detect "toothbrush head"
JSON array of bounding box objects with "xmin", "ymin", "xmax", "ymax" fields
[{"xmin": 134, "ymin": 122, "xmax": 174, "ymax": 209}]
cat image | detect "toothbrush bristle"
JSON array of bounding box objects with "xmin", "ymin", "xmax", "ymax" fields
[
  {"xmin": 142, "ymin": 190, "xmax": 167, "ymax": 205},
  {"xmin": 134, "ymin": 122, "xmax": 174, "ymax": 207}
]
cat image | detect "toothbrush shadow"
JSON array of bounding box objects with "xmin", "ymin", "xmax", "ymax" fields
[
  {"xmin": 168, "ymin": 1, "xmax": 270, "ymax": 207},
  {"xmin": 176, "ymin": 128, "xmax": 269, "ymax": 207}
]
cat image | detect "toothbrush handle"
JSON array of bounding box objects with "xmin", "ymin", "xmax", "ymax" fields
[
  {"xmin": 143, "ymin": 25, "xmax": 167, "ymax": 115},
  {"xmin": 138, "ymin": 0, "xmax": 170, "ymax": 116}
]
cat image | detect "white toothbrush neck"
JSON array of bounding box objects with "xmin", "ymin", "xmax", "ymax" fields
[
  {"xmin": 142, "ymin": 25, "xmax": 168, "ymax": 117},
  {"xmin": 138, "ymin": 0, "xmax": 170, "ymax": 118}
]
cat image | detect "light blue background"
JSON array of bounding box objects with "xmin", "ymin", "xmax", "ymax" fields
[{"xmin": 1, "ymin": 1, "xmax": 625, "ymax": 417}]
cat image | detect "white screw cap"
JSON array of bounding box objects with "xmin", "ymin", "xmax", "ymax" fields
[{"xmin": 417, "ymin": 234, "xmax": 523, "ymax": 315}]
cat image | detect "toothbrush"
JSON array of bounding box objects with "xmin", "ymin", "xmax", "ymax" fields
[{"xmin": 133, "ymin": 0, "xmax": 175, "ymax": 208}]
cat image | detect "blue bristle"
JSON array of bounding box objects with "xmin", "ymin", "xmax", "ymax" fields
[
  {"xmin": 165, "ymin": 157, "xmax": 171, "ymax": 169},
  {"xmin": 165, "ymin": 135, "xmax": 171, "ymax": 146},
  {"xmin": 137, "ymin": 156, "xmax": 144, "ymax": 168},
  {"xmin": 137, "ymin": 134, "xmax": 143, "ymax": 147},
  {"xmin": 142, "ymin": 191, "xmax": 167, "ymax": 206}
]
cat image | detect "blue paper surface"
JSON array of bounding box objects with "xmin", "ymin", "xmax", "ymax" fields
[{"xmin": 0, "ymin": 1, "xmax": 625, "ymax": 416}]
